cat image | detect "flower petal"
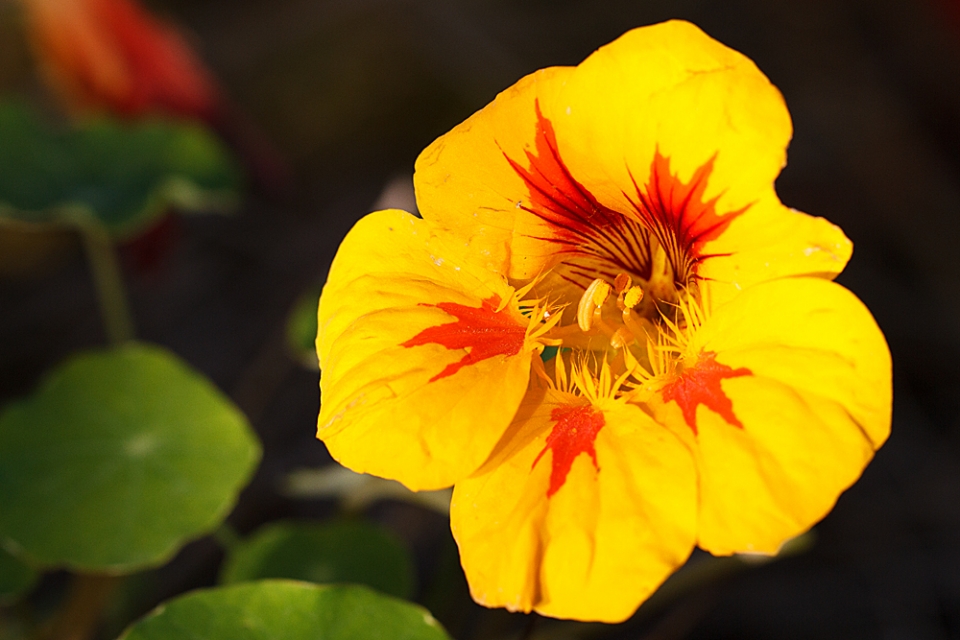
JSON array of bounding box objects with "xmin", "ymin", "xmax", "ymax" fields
[
  {"xmin": 318, "ymin": 210, "xmax": 538, "ymax": 491},
  {"xmin": 656, "ymin": 277, "xmax": 891, "ymax": 554},
  {"xmin": 415, "ymin": 20, "xmax": 849, "ymax": 300},
  {"xmin": 415, "ymin": 66, "xmax": 573, "ymax": 276},
  {"xmin": 451, "ymin": 390, "xmax": 697, "ymax": 622},
  {"xmin": 551, "ymin": 22, "xmax": 851, "ymax": 293}
]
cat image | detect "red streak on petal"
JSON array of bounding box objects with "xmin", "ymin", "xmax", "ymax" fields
[
  {"xmin": 401, "ymin": 295, "xmax": 526, "ymax": 382},
  {"xmin": 504, "ymin": 102, "xmax": 656, "ymax": 284},
  {"xmin": 502, "ymin": 101, "xmax": 748, "ymax": 286},
  {"xmin": 660, "ymin": 351, "xmax": 752, "ymax": 435},
  {"xmin": 626, "ymin": 152, "xmax": 749, "ymax": 278},
  {"xmin": 532, "ymin": 403, "xmax": 605, "ymax": 498}
]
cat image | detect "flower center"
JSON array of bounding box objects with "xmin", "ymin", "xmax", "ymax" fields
[
  {"xmin": 505, "ymin": 101, "xmax": 748, "ymax": 326},
  {"xmin": 570, "ymin": 272, "xmax": 690, "ymax": 363}
]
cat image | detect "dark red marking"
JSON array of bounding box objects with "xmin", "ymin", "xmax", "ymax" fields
[
  {"xmin": 503, "ymin": 101, "xmax": 746, "ymax": 287},
  {"xmin": 660, "ymin": 351, "xmax": 752, "ymax": 434},
  {"xmin": 401, "ymin": 295, "xmax": 526, "ymax": 382},
  {"xmin": 505, "ymin": 103, "xmax": 654, "ymax": 286},
  {"xmin": 532, "ymin": 403, "xmax": 605, "ymax": 497},
  {"xmin": 624, "ymin": 152, "xmax": 749, "ymax": 282}
]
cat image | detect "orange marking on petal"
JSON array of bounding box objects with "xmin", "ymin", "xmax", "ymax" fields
[
  {"xmin": 532, "ymin": 404, "xmax": 605, "ymax": 497},
  {"xmin": 401, "ymin": 295, "xmax": 527, "ymax": 382},
  {"xmin": 660, "ymin": 351, "xmax": 751, "ymax": 434}
]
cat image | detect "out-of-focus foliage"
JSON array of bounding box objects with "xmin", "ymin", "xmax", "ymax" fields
[
  {"xmin": 220, "ymin": 520, "xmax": 416, "ymax": 599},
  {"xmin": 0, "ymin": 101, "xmax": 240, "ymax": 239},
  {"xmin": 0, "ymin": 343, "xmax": 261, "ymax": 573},
  {"xmin": 118, "ymin": 581, "xmax": 452, "ymax": 640},
  {"xmin": 285, "ymin": 288, "xmax": 321, "ymax": 369},
  {"xmin": 0, "ymin": 546, "xmax": 37, "ymax": 603}
]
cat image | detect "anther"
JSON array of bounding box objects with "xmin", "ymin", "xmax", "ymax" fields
[
  {"xmin": 622, "ymin": 286, "xmax": 644, "ymax": 309},
  {"xmin": 577, "ymin": 278, "xmax": 612, "ymax": 332},
  {"xmin": 614, "ymin": 273, "xmax": 632, "ymax": 294},
  {"xmin": 615, "ymin": 273, "xmax": 640, "ymax": 311}
]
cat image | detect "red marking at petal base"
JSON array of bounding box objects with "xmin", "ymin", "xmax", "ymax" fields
[
  {"xmin": 627, "ymin": 152, "xmax": 749, "ymax": 275},
  {"xmin": 503, "ymin": 101, "xmax": 747, "ymax": 287},
  {"xmin": 532, "ymin": 403, "xmax": 605, "ymax": 497},
  {"xmin": 660, "ymin": 351, "xmax": 751, "ymax": 434},
  {"xmin": 504, "ymin": 102, "xmax": 656, "ymax": 284},
  {"xmin": 401, "ymin": 294, "xmax": 526, "ymax": 382}
]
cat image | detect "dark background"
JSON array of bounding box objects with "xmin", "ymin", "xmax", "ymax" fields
[{"xmin": 2, "ymin": 0, "xmax": 959, "ymax": 638}]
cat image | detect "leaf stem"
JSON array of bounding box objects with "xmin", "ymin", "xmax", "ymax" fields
[
  {"xmin": 37, "ymin": 573, "xmax": 121, "ymax": 640},
  {"xmin": 78, "ymin": 223, "xmax": 135, "ymax": 345}
]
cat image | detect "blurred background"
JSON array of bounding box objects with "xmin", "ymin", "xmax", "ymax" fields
[{"xmin": 1, "ymin": 0, "xmax": 959, "ymax": 638}]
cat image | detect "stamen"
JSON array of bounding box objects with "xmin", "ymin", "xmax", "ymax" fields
[
  {"xmin": 622, "ymin": 286, "xmax": 644, "ymax": 309},
  {"xmin": 611, "ymin": 287, "xmax": 645, "ymax": 352},
  {"xmin": 622, "ymin": 308, "xmax": 648, "ymax": 341},
  {"xmin": 610, "ymin": 326, "xmax": 633, "ymax": 350},
  {"xmin": 577, "ymin": 278, "xmax": 612, "ymax": 332}
]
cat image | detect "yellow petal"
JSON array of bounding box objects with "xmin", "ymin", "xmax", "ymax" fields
[
  {"xmin": 415, "ymin": 65, "xmax": 573, "ymax": 276},
  {"xmin": 697, "ymin": 196, "xmax": 853, "ymax": 306},
  {"xmin": 655, "ymin": 277, "xmax": 891, "ymax": 554},
  {"xmin": 415, "ymin": 20, "xmax": 848, "ymax": 303},
  {"xmin": 318, "ymin": 210, "xmax": 538, "ymax": 491},
  {"xmin": 451, "ymin": 389, "xmax": 697, "ymax": 622}
]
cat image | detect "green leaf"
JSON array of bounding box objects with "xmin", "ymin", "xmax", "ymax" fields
[
  {"xmin": 119, "ymin": 581, "xmax": 451, "ymax": 640},
  {"xmin": 0, "ymin": 545, "xmax": 37, "ymax": 603},
  {"xmin": 0, "ymin": 101, "xmax": 241, "ymax": 238},
  {"xmin": 285, "ymin": 288, "xmax": 320, "ymax": 368},
  {"xmin": 0, "ymin": 344, "xmax": 261, "ymax": 573},
  {"xmin": 220, "ymin": 520, "xmax": 415, "ymax": 599}
]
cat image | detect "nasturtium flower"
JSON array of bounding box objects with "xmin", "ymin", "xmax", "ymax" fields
[
  {"xmin": 20, "ymin": 0, "xmax": 220, "ymax": 119},
  {"xmin": 317, "ymin": 20, "xmax": 891, "ymax": 623}
]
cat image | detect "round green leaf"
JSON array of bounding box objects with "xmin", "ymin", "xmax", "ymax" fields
[
  {"xmin": 0, "ymin": 545, "xmax": 37, "ymax": 603},
  {"xmin": 0, "ymin": 101, "xmax": 241, "ymax": 239},
  {"xmin": 220, "ymin": 520, "xmax": 415, "ymax": 599},
  {"xmin": 119, "ymin": 581, "xmax": 451, "ymax": 640},
  {"xmin": 0, "ymin": 343, "xmax": 261, "ymax": 572}
]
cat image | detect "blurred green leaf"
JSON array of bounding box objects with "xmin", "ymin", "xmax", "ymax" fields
[
  {"xmin": 220, "ymin": 520, "xmax": 415, "ymax": 599},
  {"xmin": 0, "ymin": 343, "xmax": 261, "ymax": 573},
  {"xmin": 285, "ymin": 288, "xmax": 320, "ymax": 368},
  {"xmin": 0, "ymin": 101, "xmax": 241, "ymax": 238},
  {"xmin": 118, "ymin": 581, "xmax": 451, "ymax": 640},
  {"xmin": 0, "ymin": 545, "xmax": 37, "ymax": 603}
]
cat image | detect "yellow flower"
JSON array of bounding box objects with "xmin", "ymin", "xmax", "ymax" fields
[{"xmin": 317, "ymin": 20, "xmax": 891, "ymax": 623}]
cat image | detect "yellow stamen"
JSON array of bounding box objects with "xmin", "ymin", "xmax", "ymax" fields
[
  {"xmin": 610, "ymin": 326, "xmax": 633, "ymax": 350},
  {"xmin": 577, "ymin": 278, "xmax": 612, "ymax": 332},
  {"xmin": 621, "ymin": 308, "xmax": 649, "ymax": 341}
]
